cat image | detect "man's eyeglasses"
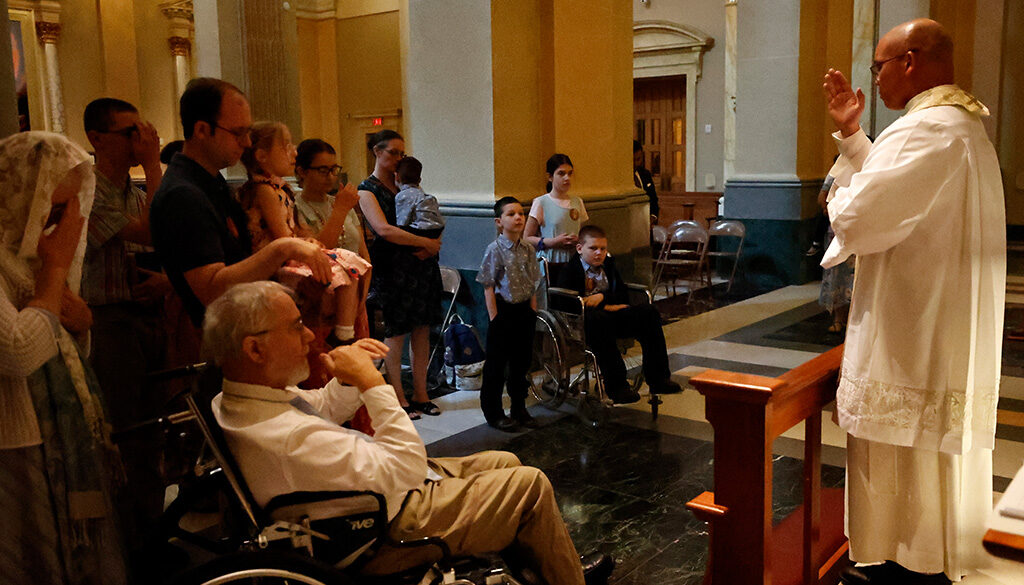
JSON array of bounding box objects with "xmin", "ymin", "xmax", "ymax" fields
[
  {"xmin": 306, "ymin": 165, "xmax": 343, "ymax": 177},
  {"xmin": 215, "ymin": 124, "xmax": 253, "ymax": 140},
  {"xmin": 251, "ymin": 318, "xmax": 305, "ymax": 336},
  {"xmin": 382, "ymin": 148, "xmax": 405, "ymax": 159},
  {"xmin": 98, "ymin": 125, "xmax": 138, "ymax": 138},
  {"xmin": 869, "ymin": 49, "xmax": 917, "ymax": 79}
]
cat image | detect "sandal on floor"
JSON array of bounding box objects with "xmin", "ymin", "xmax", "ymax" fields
[
  {"xmin": 402, "ymin": 405, "xmax": 422, "ymax": 420},
  {"xmin": 410, "ymin": 400, "xmax": 442, "ymax": 416}
]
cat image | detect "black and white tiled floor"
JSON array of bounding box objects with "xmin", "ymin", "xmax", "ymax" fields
[{"xmin": 417, "ymin": 283, "xmax": 1024, "ymax": 584}]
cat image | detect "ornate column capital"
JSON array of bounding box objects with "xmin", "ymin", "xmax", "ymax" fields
[
  {"xmin": 35, "ymin": 21, "xmax": 61, "ymax": 44},
  {"xmin": 169, "ymin": 36, "xmax": 191, "ymax": 57},
  {"xmin": 160, "ymin": 0, "xmax": 194, "ymax": 23}
]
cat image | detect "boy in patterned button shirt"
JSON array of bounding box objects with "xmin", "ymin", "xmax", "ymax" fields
[{"xmin": 476, "ymin": 197, "xmax": 541, "ymax": 432}]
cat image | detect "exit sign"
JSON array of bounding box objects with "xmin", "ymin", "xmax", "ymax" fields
[{"xmin": 372, "ymin": 117, "xmax": 383, "ymax": 126}]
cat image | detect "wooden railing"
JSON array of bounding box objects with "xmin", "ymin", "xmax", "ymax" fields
[{"xmin": 686, "ymin": 344, "xmax": 846, "ymax": 585}]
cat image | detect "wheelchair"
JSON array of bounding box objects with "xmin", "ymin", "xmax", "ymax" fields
[
  {"xmin": 529, "ymin": 258, "xmax": 662, "ymax": 425},
  {"xmin": 151, "ymin": 363, "xmax": 532, "ymax": 585}
]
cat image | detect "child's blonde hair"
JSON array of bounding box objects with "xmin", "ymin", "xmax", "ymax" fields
[{"xmin": 241, "ymin": 121, "xmax": 288, "ymax": 178}]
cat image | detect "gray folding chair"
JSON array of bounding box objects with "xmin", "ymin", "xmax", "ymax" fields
[
  {"xmin": 706, "ymin": 220, "xmax": 745, "ymax": 293},
  {"xmin": 428, "ymin": 266, "xmax": 463, "ymax": 371},
  {"xmin": 652, "ymin": 223, "xmax": 709, "ymax": 303}
]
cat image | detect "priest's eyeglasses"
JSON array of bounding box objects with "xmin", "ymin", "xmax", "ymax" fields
[{"xmin": 870, "ymin": 49, "xmax": 917, "ymax": 80}]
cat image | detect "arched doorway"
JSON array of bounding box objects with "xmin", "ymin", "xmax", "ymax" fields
[{"xmin": 632, "ymin": 21, "xmax": 713, "ymax": 196}]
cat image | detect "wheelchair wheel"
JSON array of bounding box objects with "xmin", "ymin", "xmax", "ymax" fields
[
  {"xmin": 173, "ymin": 551, "xmax": 352, "ymax": 585},
  {"xmin": 529, "ymin": 310, "xmax": 569, "ymax": 409}
]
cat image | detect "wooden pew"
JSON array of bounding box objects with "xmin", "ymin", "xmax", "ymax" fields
[{"xmin": 686, "ymin": 344, "xmax": 846, "ymax": 585}]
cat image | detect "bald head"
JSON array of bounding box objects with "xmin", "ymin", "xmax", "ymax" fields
[{"xmin": 874, "ymin": 19, "xmax": 955, "ymax": 109}]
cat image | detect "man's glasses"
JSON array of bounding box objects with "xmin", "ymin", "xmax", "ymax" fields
[
  {"xmin": 251, "ymin": 318, "xmax": 305, "ymax": 336},
  {"xmin": 98, "ymin": 125, "xmax": 138, "ymax": 138},
  {"xmin": 215, "ymin": 124, "xmax": 253, "ymax": 140},
  {"xmin": 869, "ymin": 49, "xmax": 917, "ymax": 79},
  {"xmin": 306, "ymin": 165, "xmax": 343, "ymax": 177},
  {"xmin": 382, "ymin": 148, "xmax": 405, "ymax": 159}
]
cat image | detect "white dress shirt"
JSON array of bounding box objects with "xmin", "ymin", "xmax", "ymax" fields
[{"xmin": 213, "ymin": 378, "xmax": 429, "ymax": 519}]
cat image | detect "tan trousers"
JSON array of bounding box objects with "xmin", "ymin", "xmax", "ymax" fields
[{"xmin": 362, "ymin": 451, "xmax": 584, "ymax": 585}]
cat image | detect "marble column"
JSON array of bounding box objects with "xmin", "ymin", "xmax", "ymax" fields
[
  {"xmin": 723, "ymin": 0, "xmax": 737, "ymax": 182},
  {"xmin": 35, "ymin": 21, "xmax": 64, "ymax": 135},
  {"xmin": 169, "ymin": 37, "xmax": 192, "ymax": 99},
  {"xmin": 0, "ymin": 0, "xmax": 18, "ymax": 137},
  {"xmin": 241, "ymin": 0, "xmax": 302, "ymax": 138},
  {"xmin": 405, "ymin": 0, "xmax": 644, "ymax": 275},
  {"xmin": 722, "ymin": 0, "xmax": 851, "ymax": 286}
]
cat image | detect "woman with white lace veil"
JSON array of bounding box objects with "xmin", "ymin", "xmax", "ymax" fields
[{"xmin": 0, "ymin": 132, "xmax": 128, "ymax": 584}]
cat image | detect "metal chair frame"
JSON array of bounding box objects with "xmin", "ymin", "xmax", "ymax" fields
[
  {"xmin": 705, "ymin": 219, "xmax": 745, "ymax": 293},
  {"xmin": 427, "ymin": 265, "xmax": 463, "ymax": 375},
  {"xmin": 652, "ymin": 223, "xmax": 710, "ymax": 303}
]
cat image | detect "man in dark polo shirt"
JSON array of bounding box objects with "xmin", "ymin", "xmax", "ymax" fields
[{"xmin": 151, "ymin": 77, "xmax": 330, "ymax": 329}]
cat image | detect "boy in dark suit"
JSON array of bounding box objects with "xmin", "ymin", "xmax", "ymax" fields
[{"xmin": 556, "ymin": 225, "xmax": 682, "ymax": 403}]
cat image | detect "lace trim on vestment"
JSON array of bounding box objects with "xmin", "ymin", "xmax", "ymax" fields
[{"xmin": 836, "ymin": 366, "xmax": 998, "ymax": 447}]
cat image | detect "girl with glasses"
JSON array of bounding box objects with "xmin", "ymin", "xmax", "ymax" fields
[{"xmin": 294, "ymin": 139, "xmax": 373, "ymax": 350}]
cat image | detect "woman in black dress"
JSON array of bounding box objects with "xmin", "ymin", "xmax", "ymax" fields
[{"xmin": 357, "ymin": 130, "xmax": 443, "ymax": 418}]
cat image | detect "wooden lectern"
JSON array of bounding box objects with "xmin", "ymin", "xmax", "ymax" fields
[{"xmin": 686, "ymin": 345, "xmax": 847, "ymax": 585}]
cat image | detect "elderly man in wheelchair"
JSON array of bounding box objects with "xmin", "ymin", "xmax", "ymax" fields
[{"xmin": 197, "ymin": 281, "xmax": 612, "ymax": 585}]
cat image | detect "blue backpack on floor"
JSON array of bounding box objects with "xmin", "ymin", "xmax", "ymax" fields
[
  {"xmin": 443, "ymin": 315, "xmax": 486, "ymax": 367},
  {"xmin": 442, "ymin": 315, "xmax": 486, "ymax": 390}
]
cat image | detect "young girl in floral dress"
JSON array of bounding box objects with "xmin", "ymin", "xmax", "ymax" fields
[{"xmin": 238, "ymin": 122, "xmax": 369, "ymax": 346}]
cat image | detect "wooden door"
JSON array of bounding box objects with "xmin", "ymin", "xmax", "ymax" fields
[{"xmin": 633, "ymin": 76, "xmax": 686, "ymax": 195}]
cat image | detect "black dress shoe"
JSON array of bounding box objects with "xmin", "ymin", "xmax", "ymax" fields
[
  {"xmin": 650, "ymin": 379, "xmax": 683, "ymax": 394},
  {"xmin": 607, "ymin": 386, "xmax": 641, "ymax": 404},
  {"xmin": 487, "ymin": 415, "xmax": 521, "ymax": 433},
  {"xmin": 839, "ymin": 562, "xmax": 900, "ymax": 585},
  {"xmin": 511, "ymin": 408, "xmax": 541, "ymax": 428},
  {"xmin": 581, "ymin": 552, "xmax": 614, "ymax": 585}
]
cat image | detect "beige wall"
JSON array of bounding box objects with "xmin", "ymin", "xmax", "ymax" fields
[
  {"xmin": 551, "ymin": 0, "xmax": 635, "ymax": 200},
  {"xmin": 58, "ymin": 1, "xmax": 106, "ymax": 148},
  {"xmin": 297, "ymin": 18, "xmax": 341, "ymax": 150},
  {"xmin": 796, "ymin": 0, "xmax": 853, "ymax": 179},
  {"xmin": 334, "ymin": 11, "xmax": 404, "ymax": 183},
  {"xmin": 134, "ymin": 0, "xmax": 180, "ymax": 142},
  {"xmin": 491, "ymin": 0, "xmax": 549, "ymax": 201}
]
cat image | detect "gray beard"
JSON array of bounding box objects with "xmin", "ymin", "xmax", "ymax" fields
[{"xmin": 285, "ymin": 362, "xmax": 311, "ymax": 387}]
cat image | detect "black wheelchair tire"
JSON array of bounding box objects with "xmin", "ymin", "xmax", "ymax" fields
[
  {"xmin": 530, "ymin": 310, "xmax": 569, "ymax": 409},
  {"xmin": 172, "ymin": 550, "xmax": 354, "ymax": 585}
]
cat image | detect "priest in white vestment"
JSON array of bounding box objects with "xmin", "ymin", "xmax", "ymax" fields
[{"xmin": 822, "ymin": 19, "xmax": 1005, "ymax": 584}]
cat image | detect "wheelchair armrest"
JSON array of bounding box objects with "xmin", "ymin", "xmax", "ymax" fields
[
  {"xmin": 264, "ymin": 490, "xmax": 387, "ymax": 523},
  {"xmin": 263, "ymin": 490, "xmax": 393, "ymax": 568},
  {"xmin": 625, "ymin": 282, "xmax": 653, "ymax": 306},
  {"xmin": 548, "ymin": 287, "xmax": 585, "ymax": 315}
]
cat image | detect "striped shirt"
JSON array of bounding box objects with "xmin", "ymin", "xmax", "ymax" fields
[{"xmin": 82, "ymin": 169, "xmax": 148, "ymax": 305}]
